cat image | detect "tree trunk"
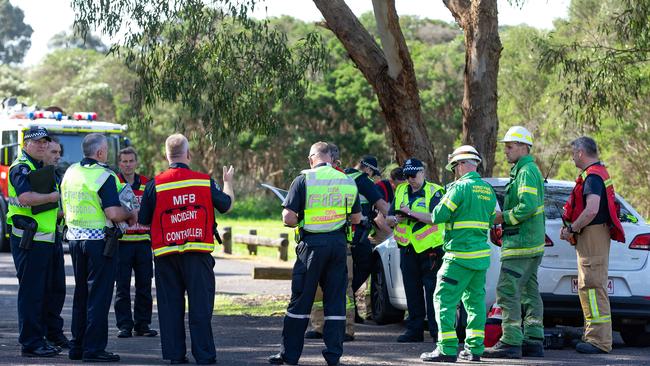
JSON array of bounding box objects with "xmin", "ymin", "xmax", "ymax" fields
[
  {"xmin": 444, "ymin": 0, "xmax": 501, "ymax": 176},
  {"xmin": 313, "ymin": 0, "xmax": 438, "ymax": 181}
]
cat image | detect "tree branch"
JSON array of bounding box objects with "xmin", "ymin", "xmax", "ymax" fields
[
  {"xmin": 443, "ymin": 0, "xmax": 471, "ymax": 28},
  {"xmin": 313, "ymin": 0, "xmax": 387, "ymax": 81},
  {"xmin": 372, "ymin": 0, "xmax": 402, "ymax": 79}
]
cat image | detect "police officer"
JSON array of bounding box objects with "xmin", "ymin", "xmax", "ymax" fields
[
  {"xmin": 8, "ymin": 127, "xmax": 61, "ymax": 357},
  {"xmin": 420, "ymin": 145, "xmax": 496, "ymax": 363},
  {"xmin": 114, "ymin": 147, "xmax": 157, "ymax": 338},
  {"xmin": 344, "ymin": 156, "xmax": 389, "ymax": 322},
  {"xmin": 484, "ymin": 126, "xmax": 545, "ymax": 359},
  {"xmin": 385, "ymin": 158, "xmax": 445, "ymax": 343},
  {"xmin": 269, "ymin": 141, "xmax": 361, "ymax": 366},
  {"xmin": 62, "ymin": 133, "xmax": 137, "ymax": 362},
  {"xmin": 42, "ymin": 136, "xmax": 70, "ymax": 349},
  {"xmin": 138, "ymin": 134, "xmax": 234, "ymax": 365}
]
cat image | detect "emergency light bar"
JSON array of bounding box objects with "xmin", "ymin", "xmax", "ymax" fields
[
  {"xmin": 73, "ymin": 112, "xmax": 98, "ymax": 121},
  {"xmin": 27, "ymin": 111, "xmax": 63, "ymax": 121}
]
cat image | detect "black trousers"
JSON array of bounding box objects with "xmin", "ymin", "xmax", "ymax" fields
[
  {"xmin": 281, "ymin": 236, "xmax": 347, "ymax": 366},
  {"xmin": 155, "ymin": 252, "xmax": 216, "ymax": 363},
  {"xmin": 351, "ymin": 225, "xmax": 373, "ymax": 292},
  {"xmin": 10, "ymin": 234, "xmax": 57, "ymax": 351},
  {"xmin": 399, "ymin": 245, "xmax": 443, "ymax": 337},
  {"xmin": 45, "ymin": 232, "xmax": 66, "ymax": 342},
  {"xmin": 69, "ymin": 239, "xmax": 117, "ymax": 355},
  {"xmin": 114, "ymin": 241, "xmax": 153, "ymax": 331}
]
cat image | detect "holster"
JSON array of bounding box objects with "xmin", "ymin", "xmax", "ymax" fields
[
  {"xmin": 213, "ymin": 223, "xmax": 223, "ymax": 245},
  {"xmin": 103, "ymin": 226, "xmax": 123, "ymax": 257},
  {"xmin": 13, "ymin": 215, "xmax": 37, "ymax": 250}
]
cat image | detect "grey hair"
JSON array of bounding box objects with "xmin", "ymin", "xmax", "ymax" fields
[
  {"xmin": 82, "ymin": 133, "xmax": 107, "ymax": 157},
  {"xmin": 570, "ymin": 136, "xmax": 598, "ymax": 157}
]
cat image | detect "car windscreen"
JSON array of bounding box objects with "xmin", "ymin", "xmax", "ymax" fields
[
  {"xmin": 491, "ymin": 185, "xmax": 637, "ymax": 223},
  {"xmin": 51, "ymin": 133, "xmax": 120, "ymax": 171}
]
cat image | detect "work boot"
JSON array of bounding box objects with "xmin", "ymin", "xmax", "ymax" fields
[
  {"xmin": 304, "ymin": 330, "xmax": 323, "ymax": 339},
  {"xmin": 457, "ymin": 349, "xmax": 480, "ymax": 362},
  {"xmin": 420, "ymin": 348, "xmax": 457, "ymax": 363},
  {"xmin": 117, "ymin": 328, "xmax": 132, "ymax": 338},
  {"xmin": 576, "ymin": 342, "xmax": 607, "ymax": 354},
  {"xmin": 134, "ymin": 326, "xmax": 158, "ymax": 337},
  {"xmin": 522, "ymin": 341, "xmax": 545, "ymax": 357},
  {"xmin": 482, "ymin": 341, "xmax": 522, "ymax": 359},
  {"xmin": 47, "ymin": 335, "xmax": 71, "ymax": 349},
  {"xmin": 397, "ymin": 332, "xmax": 423, "ymax": 343},
  {"xmin": 268, "ymin": 353, "xmax": 298, "ymax": 365},
  {"xmin": 343, "ymin": 334, "xmax": 354, "ymax": 342}
]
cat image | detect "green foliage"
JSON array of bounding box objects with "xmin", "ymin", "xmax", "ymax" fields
[
  {"xmin": 0, "ymin": 0, "xmax": 33, "ymax": 64},
  {"xmin": 72, "ymin": 0, "xmax": 327, "ymax": 141},
  {"xmin": 225, "ymin": 195, "xmax": 282, "ymax": 220},
  {"xmin": 0, "ymin": 65, "xmax": 29, "ymax": 98}
]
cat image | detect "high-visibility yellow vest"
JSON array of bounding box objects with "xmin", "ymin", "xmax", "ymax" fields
[
  {"xmin": 61, "ymin": 162, "xmax": 122, "ymax": 240},
  {"xmin": 393, "ymin": 182, "xmax": 445, "ymax": 253},
  {"xmin": 7, "ymin": 152, "xmax": 58, "ymax": 243},
  {"xmin": 300, "ymin": 165, "xmax": 358, "ymax": 235}
]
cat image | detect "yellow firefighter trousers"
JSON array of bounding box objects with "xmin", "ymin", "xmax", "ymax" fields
[
  {"xmin": 576, "ymin": 223, "xmax": 612, "ymax": 352},
  {"xmin": 310, "ymin": 248, "xmax": 355, "ymax": 336}
]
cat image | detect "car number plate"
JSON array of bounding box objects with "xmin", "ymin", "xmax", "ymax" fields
[{"xmin": 571, "ymin": 278, "xmax": 614, "ymax": 294}]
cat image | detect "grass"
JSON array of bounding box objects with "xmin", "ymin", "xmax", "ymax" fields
[
  {"xmin": 216, "ymin": 218, "xmax": 297, "ymax": 261},
  {"xmin": 214, "ymin": 294, "xmax": 289, "ymax": 317}
]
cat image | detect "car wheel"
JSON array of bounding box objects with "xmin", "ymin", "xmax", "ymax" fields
[
  {"xmin": 620, "ymin": 325, "xmax": 650, "ymax": 347},
  {"xmin": 0, "ymin": 199, "xmax": 9, "ymax": 252},
  {"xmin": 370, "ymin": 257, "xmax": 405, "ymax": 325}
]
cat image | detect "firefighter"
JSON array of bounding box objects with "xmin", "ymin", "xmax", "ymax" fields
[
  {"xmin": 483, "ymin": 126, "xmax": 546, "ymax": 359},
  {"xmin": 420, "ymin": 145, "xmax": 496, "ymax": 363},
  {"xmin": 385, "ymin": 158, "xmax": 445, "ymax": 342},
  {"xmin": 8, "ymin": 127, "xmax": 61, "ymax": 358},
  {"xmin": 62, "ymin": 133, "xmax": 137, "ymax": 362},
  {"xmin": 269, "ymin": 142, "xmax": 361, "ymax": 366},
  {"xmin": 138, "ymin": 134, "xmax": 234, "ymax": 364},
  {"xmin": 114, "ymin": 147, "xmax": 157, "ymax": 338},
  {"xmin": 561, "ymin": 136, "xmax": 625, "ymax": 354}
]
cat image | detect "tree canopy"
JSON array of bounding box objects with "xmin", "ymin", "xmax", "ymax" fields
[{"xmin": 0, "ymin": 0, "xmax": 33, "ymax": 64}]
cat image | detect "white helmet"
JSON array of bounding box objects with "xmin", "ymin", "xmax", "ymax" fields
[
  {"xmin": 446, "ymin": 145, "xmax": 482, "ymax": 171},
  {"xmin": 501, "ymin": 126, "xmax": 533, "ymax": 146}
]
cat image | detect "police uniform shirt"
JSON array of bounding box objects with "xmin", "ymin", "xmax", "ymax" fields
[
  {"xmin": 389, "ymin": 183, "xmax": 443, "ymax": 233},
  {"xmin": 80, "ymin": 158, "xmax": 122, "ymax": 209},
  {"xmin": 9, "ymin": 150, "xmax": 43, "ymax": 196},
  {"xmin": 343, "ymin": 168, "xmax": 382, "ymax": 217},
  {"xmin": 137, "ymin": 163, "xmax": 232, "ymax": 226},
  {"xmin": 282, "ymin": 163, "xmax": 361, "ymax": 240},
  {"xmin": 582, "ymin": 162, "xmax": 610, "ymax": 226}
]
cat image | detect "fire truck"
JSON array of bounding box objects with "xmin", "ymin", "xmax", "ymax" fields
[{"xmin": 0, "ymin": 99, "xmax": 129, "ymax": 251}]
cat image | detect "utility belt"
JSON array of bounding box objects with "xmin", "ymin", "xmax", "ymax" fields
[{"xmin": 295, "ymin": 227, "xmax": 346, "ymax": 243}]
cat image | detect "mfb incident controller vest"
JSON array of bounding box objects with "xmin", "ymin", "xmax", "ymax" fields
[
  {"xmin": 150, "ymin": 168, "xmax": 215, "ymax": 256},
  {"xmin": 563, "ymin": 163, "xmax": 625, "ymax": 243},
  {"xmin": 118, "ymin": 174, "xmax": 151, "ymax": 242}
]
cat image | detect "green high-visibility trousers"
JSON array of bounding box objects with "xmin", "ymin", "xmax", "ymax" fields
[
  {"xmin": 433, "ymin": 259, "xmax": 487, "ymax": 356},
  {"xmin": 496, "ymin": 255, "xmax": 544, "ymax": 346}
]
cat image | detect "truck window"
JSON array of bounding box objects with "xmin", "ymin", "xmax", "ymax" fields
[{"xmin": 1, "ymin": 130, "xmax": 18, "ymax": 165}]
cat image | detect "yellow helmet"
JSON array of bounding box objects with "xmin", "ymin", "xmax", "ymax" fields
[
  {"xmin": 501, "ymin": 126, "xmax": 533, "ymax": 146},
  {"xmin": 446, "ymin": 145, "xmax": 482, "ymax": 171}
]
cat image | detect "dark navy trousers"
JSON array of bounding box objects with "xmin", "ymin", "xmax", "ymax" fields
[
  {"xmin": 10, "ymin": 234, "xmax": 58, "ymax": 351},
  {"xmin": 44, "ymin": 232, "xmax": 66, "ymax": 342},
  {"xmin": 351, "ymin": 225, "xmax": 373, "ymax": 292},
  {"xmin": 281, "ymin": 236, "xmax": 347, "ymax": 366},
  {"xmin": 114, "ymin": 241, "xmax": 153, "ymax": 332},
  {"xmin": 399, "ymin": 245, "xmax": 443, "ymax": 337},
  {"xmin": 69, "ymin": 239, "xmax": 117, "ymax": 355},
  {"xmin": 154, "ymin": 252, "xmax": 216, "ymax": 364}
]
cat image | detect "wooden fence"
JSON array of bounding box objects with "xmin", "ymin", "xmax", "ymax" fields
[{"xmin": 220, "ymin": 227, "xmax": 289, "ymax": 261}]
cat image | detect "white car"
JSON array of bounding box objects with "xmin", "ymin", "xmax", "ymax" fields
[{"xmin": 370, "ymin": 178, "xmax": 650, "ymax": 346}]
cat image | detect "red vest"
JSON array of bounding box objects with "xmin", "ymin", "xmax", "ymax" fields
[
  {"xmin": 563, "ymin": 163, "xmax": 625, "ymax": 243},
  {"xmin": 150, "ymin": 167, "xmax": 215, "ymax": 257},
  {"xmin": 118, "ymin": 173, "xmax": 151, "ymax": 241}
]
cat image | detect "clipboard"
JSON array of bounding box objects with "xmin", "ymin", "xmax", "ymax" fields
[{"xmin": 28, "ymin": 165, "xmax": 58, "ymax": 214}]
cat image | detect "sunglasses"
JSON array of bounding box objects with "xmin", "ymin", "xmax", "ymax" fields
[{"xmin": 405, "ymin": 171, "xmax": 420, "ymax": 179}]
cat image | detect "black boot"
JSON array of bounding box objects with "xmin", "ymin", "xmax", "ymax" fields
[
  {"xmin": 420, "ymin": 348, "xmax": 457, "ymax": 363},
  {"xmin": 522, "ymin": 341, "xmax": 544, "ymax": 357}
]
